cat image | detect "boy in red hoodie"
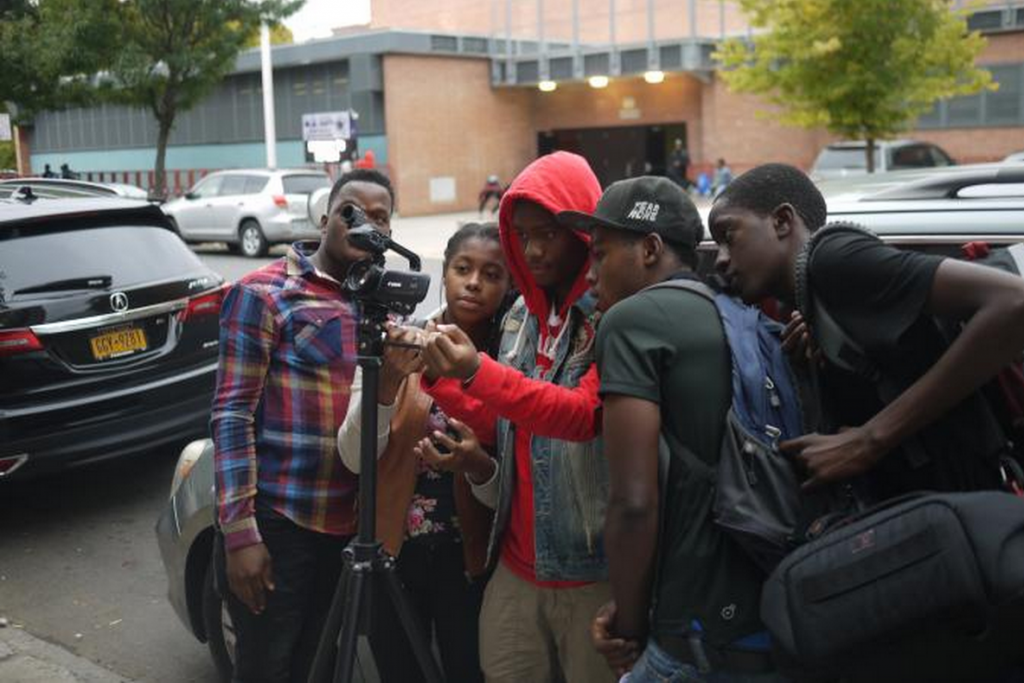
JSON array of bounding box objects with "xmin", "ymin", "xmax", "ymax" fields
[{"xmin": 419, "ymin": 151, "xmax": 613, "ymax": 682}]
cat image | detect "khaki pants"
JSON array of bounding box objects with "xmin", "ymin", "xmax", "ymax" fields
[{"xmin": 479, "ymin": 560, "xmax": 616, "ymax": 683}]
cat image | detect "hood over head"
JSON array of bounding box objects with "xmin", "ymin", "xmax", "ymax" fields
[{"xmin": 497, "ymin": 152, "xmax": 602, "ymax": 322}]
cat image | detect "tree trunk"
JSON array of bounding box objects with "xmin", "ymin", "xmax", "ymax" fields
[
  {"xmin": 866, "ymin": 137, "xmax": 876, "ymax": 174},
  {"xmin": 154, "ymin": 116, "xmax": 172, "ymax": 200}
]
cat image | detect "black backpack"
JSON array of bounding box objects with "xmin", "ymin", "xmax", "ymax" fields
[
  {"xmin": 761, "ymin": 490, "xmax": 1024, "ymax": 682},
  {"xmin": 647, "ymin": 279, "xmax": 810, "ymax": 571}
]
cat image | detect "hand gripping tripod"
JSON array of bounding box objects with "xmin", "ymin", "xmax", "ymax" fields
[{"xmin": 307, "ymin": 218, "xmax": 443, "ymax": 683}]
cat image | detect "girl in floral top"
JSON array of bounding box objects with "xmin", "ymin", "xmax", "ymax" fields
[{"xmin": 338, "ymin": 222, "xmax": 512, "ymax": 683}]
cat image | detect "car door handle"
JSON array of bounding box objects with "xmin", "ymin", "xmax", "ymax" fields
[{"xmin": 204, "ymin": 203, "xmax": 213, "ymax": 208}]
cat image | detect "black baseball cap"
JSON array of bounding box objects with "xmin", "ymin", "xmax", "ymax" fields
[{"xmin": 557, "ymin": 175, "xmax": 702, "ymax": 249}]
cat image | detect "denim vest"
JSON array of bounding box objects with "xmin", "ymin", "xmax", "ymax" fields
[{"xmin": 488, "ymin": 292, "xmax": 609, "ymax": 581}]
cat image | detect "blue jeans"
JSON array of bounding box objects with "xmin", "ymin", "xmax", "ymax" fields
[{"xmin": 626, "ymin": 640, "xmax": 789, "ymax": 683}]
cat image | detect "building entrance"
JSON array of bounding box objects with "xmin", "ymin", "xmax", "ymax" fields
[{"xmin": 538, "ymin": 122, "xmax": 687, "ymax": 187}]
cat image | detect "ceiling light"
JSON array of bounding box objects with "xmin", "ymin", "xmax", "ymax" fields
[
  {"xmin": 643, "ymin": 70, "xmax": 665, "ymax": 84},
  {"xmin": 588, "ymin": 75, "xmax": 609, "ymax": 89},
  {"xmin": 538, "ymin": 80, "xmax": 557, "ymax": 92}
]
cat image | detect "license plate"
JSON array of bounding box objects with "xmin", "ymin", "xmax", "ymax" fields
[{"xmin": 90, "ymin": 325, "xmax": 148, "ymax": 360}]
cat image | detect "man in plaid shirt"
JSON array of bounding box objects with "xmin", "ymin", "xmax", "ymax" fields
[{"xmin": 211, "ymin": 169, "xmax": 395, "ymax": 683}]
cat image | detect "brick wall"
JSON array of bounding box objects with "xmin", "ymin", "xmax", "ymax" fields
[
  {"xmin": 382, "ymin": 55, "xmax": 535, "ymax": 216},
  {"xmin": 698, "ymin": 77, "xmax": 831, "ymax": 174},
  {"xmin": 370, "ymin": 0, "xmax": 749, "ymax": 43}
]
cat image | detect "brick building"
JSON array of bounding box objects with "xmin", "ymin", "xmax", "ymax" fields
[{"xmin": 19, "ymin": 0, "xmax": 1024, "ymax": 215}]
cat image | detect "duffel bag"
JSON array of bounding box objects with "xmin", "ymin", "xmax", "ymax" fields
[{"xmin": 761, "ymin": 491, "xmax": 1024, "ymax": 682}]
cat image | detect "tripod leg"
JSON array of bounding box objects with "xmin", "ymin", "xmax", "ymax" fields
[
  {"xmin": 383, "ymin": 566, "xmax": 445, "ymax": 683},
  {"xmin": 332, "ymin": 568, "xmax": 367, "ymax": 683},
  {"xmin": 307, "ymin": 562, "xmax": 352, "ymax": 683}
]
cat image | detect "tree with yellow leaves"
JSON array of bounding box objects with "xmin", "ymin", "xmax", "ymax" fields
[{"xmin": 715, "ymin": 0, "xmax": 993, "ymax": 171}]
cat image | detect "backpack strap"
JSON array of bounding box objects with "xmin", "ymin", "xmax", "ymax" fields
[{"xmin": 794, "ymin": 222, "xmax": 884, "ymax": 383}]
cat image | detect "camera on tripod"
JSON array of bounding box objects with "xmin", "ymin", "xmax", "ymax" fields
[{"xmin": 342, "ymin": 205, "xmax": 429, "ymax": 318}]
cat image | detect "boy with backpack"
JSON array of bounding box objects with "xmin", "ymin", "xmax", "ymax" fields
[
  {"xmin": 571, "ymin": 176, "xmax": 787, "ymax": 682},
  {"xmin": 708, "ymin": 163, "xmax": 1024, "ymax": 502}
]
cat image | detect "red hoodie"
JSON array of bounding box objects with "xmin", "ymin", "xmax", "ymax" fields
[{"xmin": 425, "ymin": 152, "xmax": 603, "ymax": 585}]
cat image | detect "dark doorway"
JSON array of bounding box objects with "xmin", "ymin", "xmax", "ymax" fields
[{"xmin": 538, "ymin": 122, "xmax": 687, "ymax": 187}]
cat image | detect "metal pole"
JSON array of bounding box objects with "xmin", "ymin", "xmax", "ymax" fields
[
  {"xmin": 648, "ymin": 0, "xmax": 657, "ymax": 68},
  {"xmin": 260, "ymin": 23, "xmax": 277, "ymax": 169},
  {"xmin": 609, "ymin": 0, "xmax": 616, "ymax": 46},
  {"xmin": 538, "ymin": 0, "xmax": 546, "ymax": 78},
  {"xmin": 506, "ymin": 0, "xmax": 514, "ymax": 84},
  {"xmin": 689, "ymin": 0, "xmax": 697, "ymax": 39},
  {"xmin": 719, "ymin": 0, "xmax": 725, "ymax": 39}
]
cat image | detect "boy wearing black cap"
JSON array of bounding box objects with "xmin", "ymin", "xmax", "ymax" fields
[{"xmin": 565, "ymin": 176, "xmax": 782, "ymax": 682}]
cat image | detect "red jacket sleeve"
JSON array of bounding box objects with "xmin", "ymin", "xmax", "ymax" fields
[
  {"xmin": 462, "ymin": 354, "xmax": 601, "ymax": 442},
  {"xmin": 422, "ymin": 375, "xmax": 498, "ymax": 446}
]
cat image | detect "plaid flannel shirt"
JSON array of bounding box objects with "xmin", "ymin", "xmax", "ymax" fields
[{"xmin": 211, "ymin": 243, "xmax": 358, "ymax": 551}]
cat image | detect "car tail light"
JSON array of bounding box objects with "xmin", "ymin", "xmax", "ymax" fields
[
  {"xmin": 0, "ymin": 329, "xmax": 44, "ymax": 357},
  {"xmin": 179, "ymin": 284, "xmax": 229, "ymax": 322},
  {"xmin": 0, "ymin": 454, "xmax": 28, "ymax": 478},
  {"xmin": 272, "ymin": 194, "xmax": 288, "ymax": 208}
]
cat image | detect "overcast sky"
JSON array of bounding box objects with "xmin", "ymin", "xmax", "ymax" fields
[{"xmin": 284, "ymin": 0, "xmax": 371, "ymax": 42}]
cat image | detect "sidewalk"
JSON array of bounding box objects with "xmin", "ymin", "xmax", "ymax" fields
[{"xmin": 0, "ymin": 622, "xmax": 131, "ymax": 683}]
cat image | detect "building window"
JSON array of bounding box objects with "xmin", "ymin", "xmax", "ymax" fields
[{"xmin": 916, "ymin": 62, "xmax": 1024, "ymax": 129}]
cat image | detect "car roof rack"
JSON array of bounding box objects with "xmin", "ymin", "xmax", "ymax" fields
[{"xmin": 865, "ymin": 165, "xmax": 1024, "ymax": 201}]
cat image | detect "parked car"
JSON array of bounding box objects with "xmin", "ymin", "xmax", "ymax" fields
[
  {"xmin": 156, "ymin": 161, "xmax": 1024, "ymax": 682},
  {"xmin": 162, "ymin": 169, "xmax": 331, "ymax": 257},
  {"xmin": 810, "ymin": 139, "xmax": 955, "ymax": 181},
  {"xmin": 0, "ymin": 195, "xmax": 226, "ymax": 481},
  {"xmin": 0, "ymin": 177, "xmax": 152, "ymax": 200},
  {"xmin": 1003, "ymin": 151, "xmax": 1024, "ymax": 164}
]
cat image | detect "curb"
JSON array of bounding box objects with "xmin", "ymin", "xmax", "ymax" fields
[{"xmin": 0, "ymin": 624, "xmax": 133, "ymax": 683}]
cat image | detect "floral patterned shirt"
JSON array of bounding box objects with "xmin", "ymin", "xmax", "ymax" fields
[{"xmin": 405, "ymin": 404, "xmax": 460, "ymax": 543}]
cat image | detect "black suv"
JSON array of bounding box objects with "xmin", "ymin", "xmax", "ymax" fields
[{"xmin": 0, "ymin": 196, "xmax": 225, "ymax": 480}]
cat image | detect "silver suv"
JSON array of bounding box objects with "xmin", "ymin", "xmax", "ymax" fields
[
  {"xmin": 810, "ymin": 139, "xmax": 956, "ymax": 182},
  {"xmin": 162, "ymin": 169, "xmax": 331, "ymax": 257}
]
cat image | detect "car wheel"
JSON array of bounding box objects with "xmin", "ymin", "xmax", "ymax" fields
[
  {"xmin": 202, "ymin": 561, "xmax": 236, "ymax": 683},
  {"xmin": 239, "ymin": 220, "xmax": 268, "ymax": 258}
]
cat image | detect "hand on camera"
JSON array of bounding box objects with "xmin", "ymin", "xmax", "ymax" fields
[
  {"xmin": 414, "ymin": 418, "xmax": 496, "ymax": 484},
  {"xmin": 379, "ymin": 324, "xmax": 426, "ymax": 405},
  {"xmin": 422, "ymin": 324, "xmax": 481, "ymax": 381}
]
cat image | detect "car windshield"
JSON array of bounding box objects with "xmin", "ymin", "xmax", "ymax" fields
[
  {"xmin": 0, "ymin": 225, "xmax": 203, "ymax": 302},
  {"xmin": 814, "ymin": 147, "xmax": 882, "ymax": 171},
  {"xmin": 283, "ymin": 175, "xmax": 331, "ymax": 195}
]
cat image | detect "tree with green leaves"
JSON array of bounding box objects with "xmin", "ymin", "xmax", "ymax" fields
[
  {"xmin": 0, "ymin": 0, "xmax": 119, "ymax": 124},
  {"xmin": 108, "ymin": 0, "xmax": 301, "ymax": 197},
  {"xmin": 715, "ymin": 0, "xmax": 993, "ymax": 171}
]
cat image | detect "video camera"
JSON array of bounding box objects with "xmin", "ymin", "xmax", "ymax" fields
[{"xmin": 341, "ymin": 205, "xmax": 430, "ymax": 319}]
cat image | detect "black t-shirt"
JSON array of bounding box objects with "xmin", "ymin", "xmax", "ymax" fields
[
  {"xmin": 809, "ymin": 231, "xmax": 1004, "ymax": 497},
  {"xmin": 596, "ymin": 284, "xmax": 765, "ymax": 646}
]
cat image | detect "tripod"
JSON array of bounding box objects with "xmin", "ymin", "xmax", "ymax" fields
[{"xmin": 307, "ymin": 310, "xmax": 444, "ymax": 683}]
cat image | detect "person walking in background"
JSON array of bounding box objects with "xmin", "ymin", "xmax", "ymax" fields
[
  {"xmin": 355, "ymin": 149, "xmax": 377, "ymax": 169},
  {"xmin": 712, "ymin": 158, "xmax": 734, "ymax": 196},
  {"xmin": 478, "ymin": 175, "xmax": 504, "ymax": 217},
  {"xmin": 338, "ymin": 222, "xmax": 514, "ymax": 683},
  {"xmin": 668, "ymin": 138, "xmax": 691, "ymax": 191},
  {"xmin": 42, "ymin": 164, "xmax": 56, "ymax": 178}
]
